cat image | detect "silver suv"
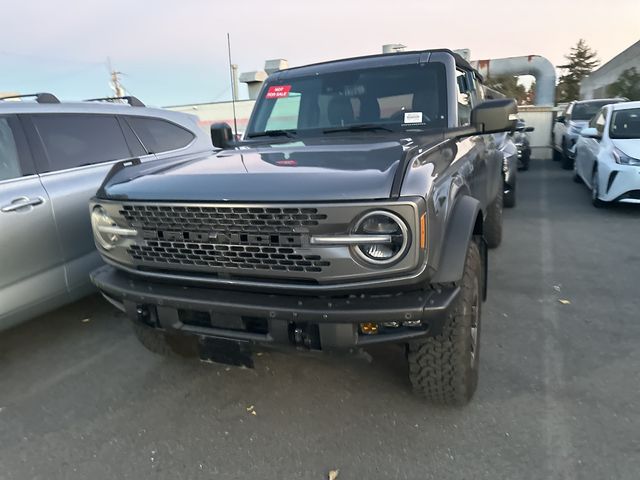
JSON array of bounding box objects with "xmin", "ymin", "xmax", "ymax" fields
[{"xmin": 0, "ymin": 93, "xmax": 212, "ymax": 331}]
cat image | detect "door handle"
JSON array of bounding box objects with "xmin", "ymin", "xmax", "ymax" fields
[{"xmin": 1, "ymin": 196, "xmax": 45, "ymax": 212}]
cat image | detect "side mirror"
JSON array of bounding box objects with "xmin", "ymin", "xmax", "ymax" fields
[
  {"xmin": 210, "ymin": 122, "xmax": 234, "ymax": 149},
  {"xmin": 556, "ymin": 115, "xmax": 566, "ymax": 124},
  {"xmin": 580, "ymin": 127, "xmax": 601, "ymax": 139},
  {"xmin": 471, "ymin": 99, "xmax": 518, "ymax": 134}
]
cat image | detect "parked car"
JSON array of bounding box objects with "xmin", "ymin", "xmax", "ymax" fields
[
  {"xmin": 512, "ymin": 119, "xmax": 534, "ymax": 170},
  {"xmin": 573, "ymin": 101, "xmax": 640, "ymax": 207},
  {"xmin": 0, "ymin": 93, "xmax": 212, "ymax": 331},
  {"xmin": 495, "ymin": 131, "xmax": 518, "ymax": 207},
  {"xmin": 90, "ymin": 49, "xmax": 516, "ymax": 405},
  {"xmin": 552, "ymin": 98, "xmax": 627, "ymax": 169}
]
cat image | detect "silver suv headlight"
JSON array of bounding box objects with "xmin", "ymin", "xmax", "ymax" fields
[
  {"xmin": 91, "ymin": 205, "xmax": 137, "ymax": 250},
  {"xmin": 351, "ymin": 210, "xmax": 409, "ymax": 265}
]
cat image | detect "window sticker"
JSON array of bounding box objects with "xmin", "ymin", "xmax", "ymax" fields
[
  {"xmin": 265, "ymin": 85, "xmax": 292, "ymax": 99},
  {"xmin": 403, "ymin": 112, "xmax": 423, "ymax": 124}
]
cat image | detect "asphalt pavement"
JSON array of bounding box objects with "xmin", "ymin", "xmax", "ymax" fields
[{"xmin": 1, "ymin": 159, "xmax": 639, "ymax": 480}]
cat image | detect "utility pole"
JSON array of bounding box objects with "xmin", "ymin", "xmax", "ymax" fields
[{"xmin": 107, "ymin": 57, "xmax": 125, "ymax": 97}]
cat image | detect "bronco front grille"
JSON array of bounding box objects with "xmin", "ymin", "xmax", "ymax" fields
[
  {"xmin": 118, "ymin": 204, "xmax": 331, "ymax": 274},
  {"xmin": 119, "ymin": 205, "xmax": 327, "ymax": 232},
  {"xmin": 128, "ymin": 242, "xmax": 329, "ymax": 272}
]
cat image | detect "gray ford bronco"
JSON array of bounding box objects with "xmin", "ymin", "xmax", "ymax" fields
[{"xmin": 90, "ymin": 49, "xmax": 516, "ymax": 405}]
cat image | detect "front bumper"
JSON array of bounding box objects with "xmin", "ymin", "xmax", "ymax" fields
[
  {"xmin": 92, "ymin": 265, "xmax": 459, "ymax": 350},
  {"xmin": 596, "ymin": 163, "xmax": 640, "ymax": 203}
]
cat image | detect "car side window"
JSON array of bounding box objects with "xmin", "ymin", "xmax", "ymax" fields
[
  {"xmin": 456, "ymin": 70, "xmax": 472, "ymax": 126},
  {"xmin": 127, "ymin": 117, "xmax": 195, "ymax": 154},
  {"xmin": 32, "ymin": 114, "xmax": 131, "ymax": 172},
  {"xmin": 0, "ymin": 117, "xmax": 22, "ymax": 181}
]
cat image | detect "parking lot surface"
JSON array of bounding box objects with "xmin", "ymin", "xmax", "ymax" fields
[{"xmin": 1, "ymin": 160, "xmax": 639, "ymax": 480}]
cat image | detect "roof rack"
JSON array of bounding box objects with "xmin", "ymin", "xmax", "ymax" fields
[
  {"xmin": 0, "ymin": 92, "xmax": 60, "ymax": 104},
  {"xmin": 84, "ymin": 96, "xmax": 145, "ymax": 107}
]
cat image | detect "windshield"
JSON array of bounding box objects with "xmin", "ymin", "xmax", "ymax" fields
[
  {"xmin": 571, "ymin": 100, "xmax": 619, "ymax": 121},
  {"xmin": 246, "ymin": 62, "xmax": 448, "ymax": 137},
  {"xmin": 610, "ymin": 108, "xmax": 640, "ymax": 139}
]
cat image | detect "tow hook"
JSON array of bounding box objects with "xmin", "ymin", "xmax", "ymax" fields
[{"xmin": 289, "ymin": 323, "xmax": 321, "ymax": 349}]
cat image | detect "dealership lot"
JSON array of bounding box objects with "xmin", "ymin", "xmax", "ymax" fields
[{"xmin": 1, "ymin": 160, "xmax": 639, "ymax": 480}]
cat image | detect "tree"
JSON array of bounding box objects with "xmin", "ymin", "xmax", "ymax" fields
[
  {"xmin": 525, "ymin": 80, "xmax": 537, "ymax": 105},
  {"xmin": 607, "ymin": 67, "xmax": 640, "ymax": 101},
  {"xmin": 484, "ymin": 75, "xmax": 528, "ymax": 104},
  {"xmin": 556, "ymin": 39, "xmax": 600, "ymax": 103}
]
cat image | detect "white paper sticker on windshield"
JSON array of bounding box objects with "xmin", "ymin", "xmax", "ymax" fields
[{"xmin": 404, "ymin": 112, "xmax": 423, "ymax": 124}]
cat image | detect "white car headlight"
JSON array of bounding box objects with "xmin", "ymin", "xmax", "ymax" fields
[
  {"xmin": 91, "ymin": 205, "xmax": 137, "ymax": 250},
  {"xmin": 613, "ymin": 148, "xmax": 640, "ymax": 166}
]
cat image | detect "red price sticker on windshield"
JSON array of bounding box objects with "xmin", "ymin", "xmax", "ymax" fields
[{"xmin": 265, "ymin": 85, "xmax": 291, "ymax": 99}]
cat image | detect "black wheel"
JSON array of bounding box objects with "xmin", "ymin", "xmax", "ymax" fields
[
  {"xmin": 561, "ymin": 139, "xmax": 574, "ymax": 170},
  {"xmin": 407, "ymin": 240, "xmax": 482, "ymax": 406},
  {"xmin": 132, "ymin": 322, "xmax": 197, "ymax": 357},
  {"xmin": 591, "ymin": 169, "xmax": 605, "ymax": 208},
  {"xmin": 483, "ymin": 187, "xmax": 503, "ymax": 249},
  {"xmin": 503, "ymin": 182, "xmax": 516, "ymax": 208},
  {"xmin": 519, "ymin": 150, "xmax": 531, "ymax": 171}
]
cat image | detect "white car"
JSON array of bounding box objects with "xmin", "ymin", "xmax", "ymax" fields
[{"xmin": 574, "ymin": 101, "xmax": 640, "ymax": 207}]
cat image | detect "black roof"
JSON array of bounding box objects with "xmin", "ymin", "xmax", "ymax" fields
[{"xmin": 276, "ymin": 49, "xmax": 480, "ymax": 79}]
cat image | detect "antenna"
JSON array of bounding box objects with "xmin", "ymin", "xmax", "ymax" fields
[{"xmin": 227, "ymin": 33, "xmax": 239, "ymax": 139}]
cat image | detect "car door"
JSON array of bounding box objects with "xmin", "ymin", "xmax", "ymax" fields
[
  {"xmin": 22, "ymin": 113, "xmax": 148, "ymax": 299},
  {"xmin": 124, "ymin": 115, "xmax": 198, "ymax": 161},
  {"xmin": 456, "ymin": 70, "xmax": 491, "ymax": 207},
  {"xmin": 0, "ymin": 115, "xmax": 67, "ymax": 330}
]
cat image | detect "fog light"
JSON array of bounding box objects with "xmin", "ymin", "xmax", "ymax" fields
[
  {"xmin": 360, "ymin": 322, "xmax": 379, "ymax": 335},
  {"xmin": 403, "ymin": 320, "xmax": 422, "ymax": 328},
  {"xmin": 382, "ymin": 321, "xmax": 400, "ymax": 328}
]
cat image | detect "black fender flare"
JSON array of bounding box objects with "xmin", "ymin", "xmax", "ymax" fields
[{"xmin": 431, "ymin": 195, "xmax": 486, "ymax": 297}]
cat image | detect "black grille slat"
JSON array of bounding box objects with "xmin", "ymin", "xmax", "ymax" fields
[{"xmin": 119, "ymin": 204, "xmax": 331, "ymax": 274}]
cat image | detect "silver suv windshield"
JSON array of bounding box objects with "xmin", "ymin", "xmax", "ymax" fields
[
  {"xmin": 246, "ymin": 62, "xmax": 448, "ymax": 138},
  {"xmin": 571, "ymin": 100, "xmax": 618, "ymax": 121}
]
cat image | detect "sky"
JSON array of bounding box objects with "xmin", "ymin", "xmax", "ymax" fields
[{"xmin": 1, "ymin": 0, "xmax": 639, "ymax": 107}]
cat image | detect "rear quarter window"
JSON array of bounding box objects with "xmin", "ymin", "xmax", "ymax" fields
[
  {"xmin": 32, "ymin": 114, "xmax": 131, "ymax": 171},
  {"xmin": 127, "ymin": 117, "xmax": 195, "ymax": 153}
]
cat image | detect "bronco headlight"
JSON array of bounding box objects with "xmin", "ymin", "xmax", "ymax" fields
[
  {"xmin": 91, "ymin": 205, "xmax": 137, "ymax": 250},
  {"xmin": 352, "ymin": 211, "xmax": 409, "ymax": 265}
]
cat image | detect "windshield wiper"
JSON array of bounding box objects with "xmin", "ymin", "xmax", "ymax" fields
[
  {"xmin": 323, "ymin": 124, "xmax": 394, "ymax": 134},
  {"xmin": 246, "ymin": 129, "xmax": 297, "ymax": 139}
]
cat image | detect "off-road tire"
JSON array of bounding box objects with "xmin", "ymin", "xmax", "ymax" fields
[
  {"xmin": 484, "ymin": 187, "xmax": 503, "ymax": 249},
  {"xmin": 503, "ymin": 182, "xmax": 516, "ymax": 208},
  {"xmin": 407, "ymin": 241, "xmax": 482, "ymax": 406}
]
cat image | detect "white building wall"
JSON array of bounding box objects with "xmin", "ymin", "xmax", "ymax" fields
[
  {"xmin": 518, "ymin": 106, "xmax": 556, "ymax": 159},
  {"xmin": 580, "ymin": 40, "xmax": 640, "ymax": 100}
]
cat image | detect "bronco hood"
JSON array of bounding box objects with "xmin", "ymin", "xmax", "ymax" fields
[{"xmin": 101, "ymin": 136, "xmax": 440, "ymax": 202}]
